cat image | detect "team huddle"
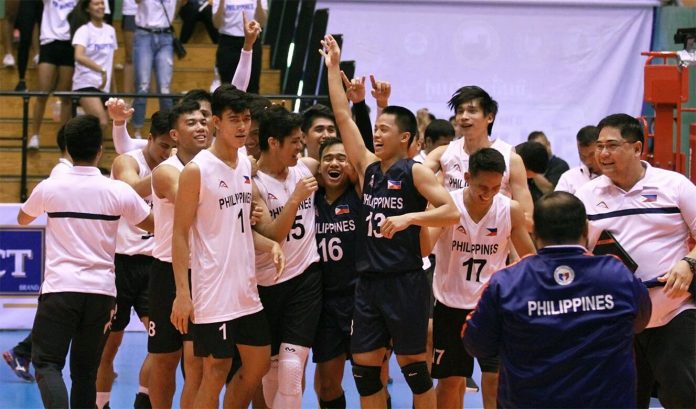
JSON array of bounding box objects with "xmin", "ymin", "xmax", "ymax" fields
[{"xmin": 13, "ymin": 34, "xmax": 696, "ymax": 409}]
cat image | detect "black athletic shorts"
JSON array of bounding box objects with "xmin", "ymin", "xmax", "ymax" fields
[
  {"xmin": 351, "ymin": 269, "xmax": 430, "ymax": 356},
  {"xmin": 112, "ymin": 253, "xmax": 153, "ymax": 331},
  {"xmin": 312, "ymin": 292, "xmax": 354, "ymax": 363},
  {"xmin": 192, "ymin": 310, "xmax": 270, "ymax": 359},
  {"xmin": 39, "ymin": 40, "xmax": 74, "ymax": 67},
  {"xmin": 75, "ymin": 87, "xmax": 108, "ymax": 104},
  {"xmin": 257, "ymin": 262, "xmax": 322, "ymax": 356},
  {"xmin": 431, "ymin": 301, "xmax": 499, "ymax": 379},
  {"xmin": 147, "ymin": 258, "xmax": 193, "ymax": 353},
  {"xmin": 121, "ymin": 15, "xmax": 136, "ymax": 32}
]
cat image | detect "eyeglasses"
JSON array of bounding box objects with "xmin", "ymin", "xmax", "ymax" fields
[{"xmin": 595, "ymin": 141, "xmax": 633, "ymax": 152}]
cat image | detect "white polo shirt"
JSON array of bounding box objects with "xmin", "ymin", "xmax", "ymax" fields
[
  {"xmin": 213, "ymin": 0, "xmax": 268, "ymax": 37},
  {"xmin": 555, "ymin": 165, "xmax": 600, "ymax": 195},
  {"xmin": 49, "ymin": 158, "xmax": 73, "ymax": 178},
  {"xmin": 21, "ymin": 166, "xmax": 150, "ymax": 297},
  {"xmin": 575, "ymin": 162, "xmax": 696, "ymax": 328}
]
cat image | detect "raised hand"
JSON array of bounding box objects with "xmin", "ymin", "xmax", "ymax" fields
[
  {"xmin": 341, "ymin": 71, "xmax": 366, "ymax": 104},
  {"xmin": 105, "ymin": 98, "xmax": 134, "ymax": 125},
  {"xmin": 242, "ymin": 12, "xmax": 262, "ymax": 50},
  {"xmin": 319, "ymin": 34, "xmax": 341, "ymax": 68},
  {"xmin": 370, "ymin": 74, "xmax": 391, "ymax": 108}
]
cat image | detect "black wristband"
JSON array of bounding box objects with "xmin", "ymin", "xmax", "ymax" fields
[{"xmin": 682, "ymin": 257, "xmax": 696, "ymax": 274}]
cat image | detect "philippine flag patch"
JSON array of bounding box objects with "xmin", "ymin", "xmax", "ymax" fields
[
  {"xmin": 387, "ymin": 180, "xmax": 402, "ymax": 190},
  {"xmin": 335, "ymin": 205, "xmax": 350, "ymax": 215},
  {"xmin": 486, "ymin": 228, "xmax": 498, "ymax": 237},
  {"xmin": 642, "ymin": 194, "xmax": 657, "ymax": 202},
  {"xmin": 243, "ymin": 175, "xmax": 251, "ymax": 184}
]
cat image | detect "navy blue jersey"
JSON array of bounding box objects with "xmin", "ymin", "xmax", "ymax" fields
[
  {"xmin": 358, "ymin": 159, "xmax": 427, "ymax": 273},
  {"xmin": 462, "ymin": 246, "xmax": 652, "ymax": 408},
  {"xmin": 314, "ymin": 187, "xmax": 361, "ymax": 294}
]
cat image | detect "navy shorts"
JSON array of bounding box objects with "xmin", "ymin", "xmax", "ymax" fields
[
  {"xmin": 112, "ymin": 253, "xmax": 153, "ymax": 331},
  {"xmin": 312, "ymin": 292, "xmax": 354, "ymax": 363},
  {"xmin": 147, "ymin": 259, "xmax": 193, "ymax": 354},
  {"xmin": 351, "ymin": 269, "xmax": 430, "ymax": 356},
  {"xmin": 431, "ymin": 301, "xmax": 499, "ymax": 379}
]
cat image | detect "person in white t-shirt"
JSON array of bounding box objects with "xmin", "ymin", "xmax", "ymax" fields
[
  {"xmin": 18, "ymin": 115, "xmax": 153, "ymax": 409},
  {"xmin": 575, "ymin": 114, "xmax": 696, "ymax": 408},
  {"xmin": 555, "ymin": 125, "xmax": 601, "ymax": 195},
  {"xmin": 71, "ymin": 0, "xmax": 118, "ymax": 133}
]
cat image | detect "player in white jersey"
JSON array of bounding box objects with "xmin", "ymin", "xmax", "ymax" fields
[
  {"xmin": 169, "ymin": 85, "xmax": 283, "ymax": 408},
  {"xmin": 94, "ymin": 111, "xmax": 175, "ymax": 409},
  {"xmin": 555, "ymin": 125, "xmax": 601, "ymax": 195},
  {"xmin": 146, "ymin": 100, "xmax": 209, "ymax": 409},
  {"xmin": 423, "ymin": 86, "xmax": 533, "ymax": 227},
  {"xmin": 248, "ymin": 104, "xmax": 322, "ymax": 409},
  {"xmin": 422, "ymin": 148, "xmax": 535, "ymax": 409}
]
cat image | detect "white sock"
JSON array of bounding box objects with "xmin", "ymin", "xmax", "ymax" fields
[{"xmin": 96, "ymin": 392, "xmax": 110, "ymax": 409}]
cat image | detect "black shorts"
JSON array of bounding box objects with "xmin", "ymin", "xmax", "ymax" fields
[
  {"xmin": 351, "ymin": 269, "xmax": 430, "ymax": 356},
  {"xmin": 39, "ymin": 40, "xmax": 74, "ymax": 67},
  {"xmin": 147, "ymin": 259, "xmax": 193, "ymax": 353},
  {"xmin": 121, "ymin": 15, "xmax": 136, "ymax": 32},
  {"xmin": 425, "ymin": 254, "xmax": 436, "ymax": 318},
  {"xmin": 75, "ymin": 87, "xmax": 108, "ymax": 104},
  {"xmin": 257, "ymin": 263, "xmax": 322, "ymax": 355},
  {"xmin": 192, "ymin": 310, "xmax": 270, "ymax": 359},
  {"xmin": 431, "ymin": 301, "xmax": 499, "ymax": 379},
  {"xmin": 112, "ymin": 254, "xmax": 153, "ymax": 331},
  {"xmin": 312, "ymin": 293, "xmax": 354, "ymax": 363}
]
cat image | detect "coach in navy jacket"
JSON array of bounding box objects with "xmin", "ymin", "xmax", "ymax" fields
[{"xmin": 462, "ymin": 191, "xmax": 651, "ymax": 409}]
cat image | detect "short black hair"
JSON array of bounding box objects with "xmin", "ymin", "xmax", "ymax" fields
[
  {"xmin": 424, "ymin": 119, "xmax": 455, "ymax": 144},
  {"xmin": 249, "ymin": 95, "xmax": 272, "ymax": 122},
  {"xmin": 381, "ymin": 105, "xmax": 418, "ymax": 146},
  {"xmin": 469, "ymin": 148, "xmax": 506, "ymax": 177},
  {"xmin": 516, "ymin": 141, "xmax": 549, "ymax": 174},
  {"xmin": 65, "ymin": 115, "xmax": 102, "ymax": 162},
  {"xmin": 447, "ymin": 86, "xmax": 498, "ymax": 135},
  {"xmin": 596, "ymin": 113, "xmax": 643, "ymax": 144},
  {"xmin": 258, "ymin": 105, "xmax": 304, "ymax": 151},
  {"xmin": 576, "ymin": 125, "xmax": 599, "ymax": 147},
  {"xmin": 534, "ymin": 191, "xmax": 587, "ymax": 245},
  {"xmin": 149, "ymin": 110, "xmax": 171, "ymax": 138},
  {"xmin": 318, "ymin": 137, "xmax": 343, "ymax": 159},
  {"xmin": 168, "ymin": 100, "xmax": 201, "ymax": 130},
  {"xmin": 301, "ymin": 104, "xmax": 335, "ymax": 133},
  {"xmin": 527, "ymin": 131, "xmax": 546, "ymax": 142},
  {"xmin": 212, "ymin": 84, "xmax": 248, "ymax": 117},
  {"xmin": 56, "ymin": 124, "xmax": 67, "ymax": 153},
  {"xmin": 182, "ymin": 89, "xmax": 211, "ymax": 105}
]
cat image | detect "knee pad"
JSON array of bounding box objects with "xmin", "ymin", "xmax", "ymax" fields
[
  {"xmin": 401, "ymin": 361, "xmax": 433, "ymax": 394},
  {"xmin": 262, "ymin": 356, "xmax": 278, "ymax": 407},
  {"xmin": 351, "ymin": 364, "xmax": 383, "ymax": 397},
  {"xmin": 277, "ymin": 343, "xmax": 309, "ymax": 396}
]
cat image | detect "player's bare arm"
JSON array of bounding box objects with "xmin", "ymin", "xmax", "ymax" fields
[
  {"xmin": 509, "ymin": 200, "xmax": 536, "ymax": 258},
  {"xmin": 423, "ymin": 145, "xmax": 446, "ymax": 174},
  {"xmin": 112, "ymin": 154, "xmax": 152, "ymax": 198},
  {"xmin": 250, "ymin": 180, "xmax": 317, "ymax": 242},
  {"xmin": 135, "ymin": 211, "xmax": 155, "ymax": 233},
  {"xmin": 509, "ymin": 152, "xmax": 534, "ymax": 230},
  {"xmin": 252, "ymin": 231, "xmax": 285, "ymax": 281},
  {"xmin": 152, "ymin": 165, "xmax": 179, "ymax": 202}
]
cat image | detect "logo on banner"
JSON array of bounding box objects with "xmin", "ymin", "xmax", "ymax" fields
[{"xmin": 0, "ymin": 228, "xmax": 44, "ymax": 294}]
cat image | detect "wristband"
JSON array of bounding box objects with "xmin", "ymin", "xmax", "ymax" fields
[{"xmin": 683, "ymin": 257, "xmax": 696, "ymax": 274}]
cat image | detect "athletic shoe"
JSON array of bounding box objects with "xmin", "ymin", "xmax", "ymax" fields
[
  {"xmin": 33, "ymin": 54, "xmax": 39, "ymax": 65},
  {"xmin": 2, "ymin": 350, "xmax": 34, "ymax": 382},
  {"xmin": 14, "ymin": 80, "xmax": 26, "ymax": 92},
  {"xmin": 466, "ymin": 377, "xmax": 480, "ymax": 393},
  {"xmin": 28, "ymin": 135, "xmax": 40, "ymax": 150},
  {"xmin": 210, "ymin": 67, "xmax": 221, "ymax": 93},
  {"xmin": 134, "ymin": 392, "xmax": 151, "ymax": 409},
  {"xmin": 3, "ymin": 53, "xmax": 15, "ymax": 68}
]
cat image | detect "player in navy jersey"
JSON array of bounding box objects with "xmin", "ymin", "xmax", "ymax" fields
[
  {"xmin": 322, "ymin": 35, "xmax": 459, "ymax": 409},
  {"xmin": 463, "ymin": 192, "xmax": 651, "ymax": 408}
]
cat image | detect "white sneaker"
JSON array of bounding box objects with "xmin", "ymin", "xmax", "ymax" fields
[
  {"xmin": 210, "ymin": 67, "xmax": 221, "ymax": 93},
  {"xmin": 28, "ymin": 135, "xmax": 40, "ymax": 150},
  {"xmin": 3, "ymin": 53, "xmax": 15, "ymax": 68},
  {"xmin": 33, "ymin": 54, "xmax": 39, "ymax": 65}
]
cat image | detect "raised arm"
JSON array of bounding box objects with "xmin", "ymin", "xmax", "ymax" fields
[
  {"xmin": 231, "ymin": 13, "xmax": 261, "ymax": 91},
  {"xmin": 320, "ymin": 34, "xmax": 377, "ymax": 185},
  {"xmin": 342, "ymin": 72, "xmax": 374, "ymax": 152},
  {"xmin": 370, "ymin": 74, "xmax": 390, "ymax": 120},
  {"xmin": 106, "ymin": 98, "xmax": 147, "ymax": 154}
]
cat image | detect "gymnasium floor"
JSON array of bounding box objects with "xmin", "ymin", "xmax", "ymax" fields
[{"xmin": 0, "ymin": 330, "xmax": 485, "ymax": 409}]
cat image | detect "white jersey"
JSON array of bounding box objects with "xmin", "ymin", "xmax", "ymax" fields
[
  {"xmin": 49, "ymin": 158, "xmax": 73, "ymax": 178},
  {"xmin": 213, "ymin": 0, "xmax": 268, "ymax": 37},
  {"xmin": 575, "ymin": 162, "xmax": 696, "ymax": 328},
  {"xmin": 40, "ymin": 0, "xmax": 76, "ymax": 44},
  {"xmin": 135, "ymin": 0, "xmax": 176, "ymax": 29},
  {"xmin": 254, "ymin": 161, "xmax": 319, "ymax": 286},
  {"xmin": 114, "ymin": 149, "xmax": 154, "ymax": 256},
  {"xmin": 434, "ymin": 190, "xmax": 512, "ymax": 309},
  {"xmin": 151, "ymin": 155, "xmax": 185, "ymax": 262},
  {"xmin": 555, "ymin": 165, "xmax": 599, "ymax": 195},
  {"xmin": 189, "ymin": 150, "xmax": 262, "ymax": 324},
  {"xmin": 72, "ymin": 22, "xmax": 118, "ymax": 91},
  {"xmin": 440, "ymin": 138, "xmax": 512, "ymax": 195}
]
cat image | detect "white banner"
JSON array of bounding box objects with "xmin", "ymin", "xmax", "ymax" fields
[{"xmin": 317, "ymin": 0, "xmax": 655, "ymax": 166}]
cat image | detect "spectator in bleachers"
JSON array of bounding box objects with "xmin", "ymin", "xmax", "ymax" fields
[
  {"xmin": 179, "ymin": 0, "xmax": 218, "ymax": 44},
  {"xmin": 119, "ymin": 0, "xmax": 137, "ymax": 95},
  {"xmin": 10, "ymin": 0, "xmax": 41, "ymax": 91},
  {"xmin": 2, "ymin": 0, "xmax": 17, "ymax": 68},
  {"xmin": 526, "ymin": 131, "xmax": 569, "ymax": 197}
]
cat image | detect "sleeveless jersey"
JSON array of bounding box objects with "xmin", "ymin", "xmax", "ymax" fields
[
  {"xmin": 189, "ymin": 150, "xmax": 262, "ymax": 323},
  {"xmin": 314, "ymin": 187, "xmax": 361, "ymax": 294},
  {"xmin": 434, "ymin": 189, "xmax": 512, "ymax": 309},
  {"xmin": 114, "ymin": 149, "xmax": 154, "ymax": 256},
  {"xmin": 440, "ymin": 138, "xmax": 512, "ymax": 195},
  {"xmin": 254, "ymin": 161, "xmax": 319, "ymax": 286},
  {"xmin": 151, "ymin": 155, "xmax": 186, "ymax": 262},
  {"xmin": 359, "ymin": 159, "xmax": 427, "ymax": 273}
]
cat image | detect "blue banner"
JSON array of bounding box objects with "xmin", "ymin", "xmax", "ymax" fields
[{"xmin": 0, "ymin": 228, "xmax": 44, "ymax": 294}]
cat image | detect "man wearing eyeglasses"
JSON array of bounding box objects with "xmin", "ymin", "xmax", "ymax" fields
[{"xmin": 574, "ymin": 113, "xmax": 696, "ymax": 409}]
